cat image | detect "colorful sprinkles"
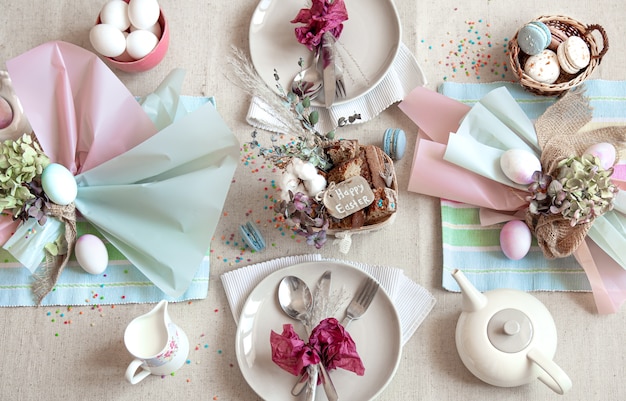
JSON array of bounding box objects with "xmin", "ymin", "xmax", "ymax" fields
[{"xmin": 419, "ymin": 15, "xmax": 512, "ymax": 82}]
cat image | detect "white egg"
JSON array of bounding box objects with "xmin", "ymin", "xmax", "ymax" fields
[
  {"xmin": 41, "ymin": 163, "xmax": 77, "ymax": 206},
  {"xmin": 113, "ymin": 32, "xmax": 135, "ymax": 61},
  {"xmin": 130, "ymin": 20, "xmax": 162, "ymax": 39},
  {"xmin": 126, "ymin": 29, "xmax": 158, "ymax": 59},
  {"xmin": 500, "ymin": 148, "xmax": 542, "ymax": 185},
  {"xmin": 89, "ymin": 23, "xmax": 127, "ymax": 58},
  {"xmin": 74, "ymin": 234, "xmax": 109, "ymax": 275},
  {"xmin": 128, "ymin": 0, "xmax": 160, "ymax": 30},
  {"xmin": 584, "ymin": 142, "xmax": 616, "ymax": 170},
  {"xmin": 500, "ymin": 220, "xmax": 532, "ymax": 260},
  {"xmin": 99, "ymin": 0, "xmax": 130, "ymax": 31}
]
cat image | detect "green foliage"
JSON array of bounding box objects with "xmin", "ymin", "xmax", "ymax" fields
[
  {"xmin": 0, "ymin": 133, "xmax": 50, "ymax": 220},
  {"xmin": 248, "ymin": 68, "xmax": 361, "ymax": 171}
]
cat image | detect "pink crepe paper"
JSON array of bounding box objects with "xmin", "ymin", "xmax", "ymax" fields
[
  {"xmin": 5, "ymin": 41, "xmax": 157, "ymax": 175},
  {"xmin": 400, "ymin": 86, "xmax": 528, "ymax": 211},
  {"xmin": 0, "ymin": 41, "xmax": 158, "ymax": 257},
  {"xmin": 399, "ymin": 85, "xmax": 626, "ymax": 314}
]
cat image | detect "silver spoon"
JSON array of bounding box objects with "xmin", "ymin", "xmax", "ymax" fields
[
  {"xmin": 277, "ymin": 276, "xmax": 338, "ymax": 401},
  {"xmin": 291, "ymin": 48, "xmax": 323, "ymax": 100}
]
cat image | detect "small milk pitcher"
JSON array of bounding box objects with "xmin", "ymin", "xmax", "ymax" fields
[{"xmin": 124, "ymin": 300, "xmax": 189, "ymax": 384}]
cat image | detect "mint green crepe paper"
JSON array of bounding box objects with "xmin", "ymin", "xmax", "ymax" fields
[
  {"xmin": 443, "ymin": 87, "xmax": 541, "ymax": 191},
  {"xmin": 74, "ymin": 101, "xmax": 238, "ymax": 298},
  {"xmin": 138, "ymin": 68, "xmax": 189, "ymax": 130}
]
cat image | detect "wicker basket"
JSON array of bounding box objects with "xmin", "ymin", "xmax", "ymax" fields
[{"xmin": 508, "ymin": 15, "xmax": 609, "ymax": 96}]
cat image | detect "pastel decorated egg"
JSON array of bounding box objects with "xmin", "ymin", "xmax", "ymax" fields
[
  {"xmin": 74, "ymin": 234, "xmax": 109, "ymax": 275},
  {"xmin": 500, "ymin": 149, "xmax": 542, "ymax": 185},
  {"xmin": 41, "ymin": 163, "xmax": 77, "ymax": 206},
  {"xmin": 584, "ymin": 142, "xmax": 616, "ymax": 170},
  {"xmin": 500, "ymin": 220, "xmax": 532, "ymax": 260}
]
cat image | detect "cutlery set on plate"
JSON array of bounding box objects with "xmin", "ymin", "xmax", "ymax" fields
[
  {"xmin": 291, "ymin": 32, "xmax": 346, "ymax": 107},
  {"xmin": 278, "ymin": 271, "xmax": 379, "ymax": 400}
]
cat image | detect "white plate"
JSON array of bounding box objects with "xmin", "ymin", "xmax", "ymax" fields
[
  {"xmin": 235, "ymin": 261, "xmax": 402, "ymax": 401},
  {"xmin": 249, "ymin": 0, "xmax": 401, "ymax": 106}
]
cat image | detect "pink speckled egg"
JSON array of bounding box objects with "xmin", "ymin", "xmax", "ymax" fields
[
  {"xmin": 75, "ymin": 234, "xmax": 109, "ymax": 275},
  {"xmin": 500, "ymin": 220, "xmax": 532, "ymax": 260},
  {"xmin": 584, "ymin": 142, "xmax": 616, "ymax": 170},
  {"xmin": 500, "ymin": 149, "xmax": 542, "ymax": 185}
]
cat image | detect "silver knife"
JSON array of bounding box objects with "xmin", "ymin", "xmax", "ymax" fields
[
  {"xmin": 321, "ymin": 32, "xmax": 336, "ymax": 108},
  {"xmin": 292, "ymin": 270, "xmax": 338, "ymax": 401}
]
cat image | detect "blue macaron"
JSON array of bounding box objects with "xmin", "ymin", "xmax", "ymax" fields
[
  {"xmin": 382, "ymin": 128, "xmax": 406, "ymax": 160},
  {"xmin": 240, "ymin": 222, "xmax": 266, "ymax": 252},
  {"xmin": 518, "ymin": 21, "xmax": 552, "ymax": 56}
]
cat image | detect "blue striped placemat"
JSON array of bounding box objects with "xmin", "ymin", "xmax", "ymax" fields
[{"xmin": 439, "ymin": 80, "xmax": 626, "ymax": 292}]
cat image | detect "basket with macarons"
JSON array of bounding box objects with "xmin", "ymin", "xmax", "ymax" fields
[{"xmin": 508, "ymin": 15, "xmax": 608, "ymax": 96}]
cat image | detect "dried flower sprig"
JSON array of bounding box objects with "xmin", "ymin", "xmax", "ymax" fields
[
  {"xmin": 527, "ymin": 154, "xmax": 618, "ymax": 226},
  {"xmin": 275, "ymin": 190, "xmax": 329, "ymax": 249},
  {"xmin": 249, "ymin": 67, "xmax": 360, "ymax": 171}
]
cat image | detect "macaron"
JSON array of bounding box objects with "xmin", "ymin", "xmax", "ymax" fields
[
  {"xmin": 240, "ymin": 221, "xmax": 266, "ymax": 252},
  {"xmin": 517, "ymin": 21, "xmax": 552, "ymax": 56},
  {"xmin": 556, "ymin": 36, "xmax": 590, "ymax": 74},
  {"xmin": 524, "ymin": 49, "xmax": 560, "ymax": 84},
  {"xmin": 382, "ymin": 128, "xmax": 406, "ymax": 160}
]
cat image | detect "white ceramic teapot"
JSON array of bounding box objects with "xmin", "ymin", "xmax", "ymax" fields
[{"xmin": 451, "ymin": 269, "xmax": 572, "ymax": 394}]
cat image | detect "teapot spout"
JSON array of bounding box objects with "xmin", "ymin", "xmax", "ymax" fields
[{"xmin": 452, "ymin": 269, "xmax": 487, "ymax": 312}]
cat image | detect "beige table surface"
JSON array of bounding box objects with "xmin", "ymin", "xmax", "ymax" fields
[{"xmin": 1, "ymin": 0, "xmax": 626, "ymax": 400}]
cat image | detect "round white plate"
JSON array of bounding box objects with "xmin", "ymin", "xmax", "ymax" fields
[
  {"xmin": 235, "ymin": 261, "xmax": 402, "ymax": 401},
  {"xmin": 249, "ymin": 0, "xmax": 402, "ymax": 106}
]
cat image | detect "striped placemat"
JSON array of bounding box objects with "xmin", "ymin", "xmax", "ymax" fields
[{"xmin": 439, "ymin": 80, "xmax": 626, "ymax": 292}]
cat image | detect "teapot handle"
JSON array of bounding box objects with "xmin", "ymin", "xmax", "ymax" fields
[{"xmin": 527, "ymin": 348, "xmax": 573, "ymax": 395}]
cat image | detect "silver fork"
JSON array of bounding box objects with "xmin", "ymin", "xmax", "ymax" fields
[
  {"xmin": 335, "ymin": 65, "xmax": 346, "ymax": 98},
  {"xmin": 341, "ymin": 277, "xmax": 379, "ymax": 327},
  {"xmin": 292, "ymin": 277, "xmax": 378, "ymax": 398}
]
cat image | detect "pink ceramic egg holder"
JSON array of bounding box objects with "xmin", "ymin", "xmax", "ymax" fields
[{"xmin": 95, "ymin": 0, "xmax": 169, "ymax": 73}]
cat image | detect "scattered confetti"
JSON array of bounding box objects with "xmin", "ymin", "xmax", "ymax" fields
[{"xmin": 419, "ymin": 17, "xmax": 511, "ymax": 81}]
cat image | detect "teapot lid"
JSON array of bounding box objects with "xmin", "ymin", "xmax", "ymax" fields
[{"xmin": 487, "ymin": 308, "xmax": 533, "ymax": 353}]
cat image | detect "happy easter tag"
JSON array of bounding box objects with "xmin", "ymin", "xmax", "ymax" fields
[{"xmin": 321, "ymin": 176, "xmax": 374, "ymax": 219}]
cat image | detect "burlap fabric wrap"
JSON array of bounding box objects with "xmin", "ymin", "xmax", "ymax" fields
[
  {"xmin": 32, "ymin": 202, "xmax": 77, "ymax": 304},
  {"xmin": 526, "ymin": 89, "xmax": 626, "ymax": 258}
]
